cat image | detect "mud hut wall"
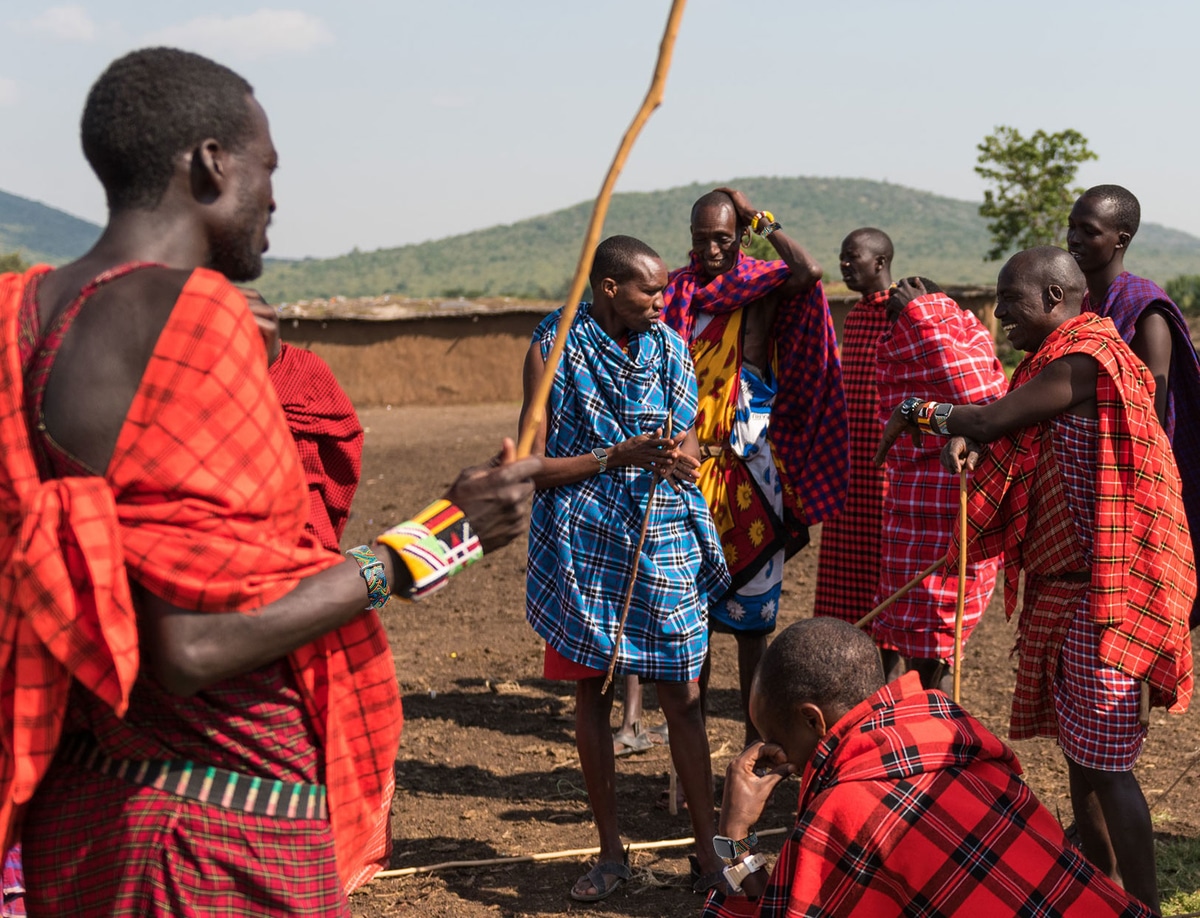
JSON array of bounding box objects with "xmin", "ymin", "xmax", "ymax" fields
[
  {"xmin": 281, "ymin": 290, "xmax": 999, "ymax": 408},
  {"xmin": 280, "ymin": 312, "xmax": 544, "ymax": 406}
]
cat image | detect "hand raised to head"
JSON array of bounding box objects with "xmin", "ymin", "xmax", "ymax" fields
[
  {"xmin": 719, "ymin": 740, "xmax": 796, "ymax": 838},
  {"xmin": 712, "ymin": 186, "xmax": 757, "ymax": 226}
]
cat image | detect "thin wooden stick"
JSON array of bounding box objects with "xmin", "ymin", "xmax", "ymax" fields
[
  {"xmin": 373, "ymin": 827, "xmax": 790, "ymax": 879},
  {"xmin": 855, "ymin": 554, "xmax": 948, "ymax": 630},
  {"xmin": 514, "ymin": 0, "xmax": 688, "ymax": 459},
  {"xmin": 953, "ymin": 468, "xmax": 968, "ymax": 704},
  {"xmin": 602, "ymin": 415, "xmax": 672, "ymax": 694}
]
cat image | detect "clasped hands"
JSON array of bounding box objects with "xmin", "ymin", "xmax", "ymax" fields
[{"xmin": 611, "ymin": 428, "xmax": 698, "ymax": 490}]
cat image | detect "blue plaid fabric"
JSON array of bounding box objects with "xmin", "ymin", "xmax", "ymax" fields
[{"xmin": 526, "ymin": 305, "xmax": 730, "ymax": 682}]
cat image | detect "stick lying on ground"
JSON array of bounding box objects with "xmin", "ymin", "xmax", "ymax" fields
[
  {"xmin": 373, "ymin": 827, "xmax": 790, "ymax": 879},
  {"xmin": 515, "ymin": 0, "xmax": 688, "ymax": 459}
]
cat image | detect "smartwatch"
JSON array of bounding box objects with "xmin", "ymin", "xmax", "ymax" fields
[
  {"xmin": 723, "ymin": 852, "xmax": 768, "ymax": 894},
  {"xmin": 591, "ymin": 447, "xmax": 609, "ymax": 473},
  {"xmin": 713, "ymin": 830, "xmax": 758, "ymax": 861}
]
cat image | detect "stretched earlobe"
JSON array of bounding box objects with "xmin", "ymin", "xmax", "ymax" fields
[{"xmin": 1047, "ymin": 284, "xmax": 1065, "ymax": 306}]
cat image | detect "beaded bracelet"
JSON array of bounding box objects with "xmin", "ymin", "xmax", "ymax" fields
[
  {"xmin": 749, "ymin": 210, "xmax": 775, "ymax": 233},
  {"xmin": 912, "ymin": 400, "xmax": 954, "ymax": 437},
  {"xmin": 376, "ymin": 499, "xmax": 483, "ymax": 600},
  {"xmin": 346, "ymin": 545, "xmax": 390, "ymax": 610}
]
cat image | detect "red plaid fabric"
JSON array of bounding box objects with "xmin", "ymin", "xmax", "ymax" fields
[
  {"xmin": 0, "ymin": 267, "xmax": 402, "ymax": 893},
  {"xmin": 663, "ymin": 252, "xmax": 848, "ymax": 524},
  {"xmin": 869, "ymin": 293, "xmax": 1007, "ymax": 657},
  {"xmin": 1084, "ymin": 272, "xmax": 1200, "ymax": 627},
  {"xmin": 268, "ymin": 343, "xmax": 363, "ymax": 552},
  {"xmin": 23, "ymin": 761, "xmax": 348, "ymax": 916},
  {"xmin": 954, "ymin": 313, "xmax": 1194, "ymax": 726},
  {"xmin": 814, "ymin": 290, "xmax": 889, "ymax": 622},
  {"xmin": 701, "ymin": 673, "xmax": 1152, "ymax": 918}
]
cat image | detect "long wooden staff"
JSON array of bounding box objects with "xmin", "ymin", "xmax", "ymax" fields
[
  {"xmin": 515, "ymin": 0, "xmax": 688, "ymax": 459},
  {"xmin": 952, "ymin": 468, "xmax": 968, "ymax": 704},
  {"xmin": 602, "ymin": 416, "xmax": 672, "ymax": 694}
]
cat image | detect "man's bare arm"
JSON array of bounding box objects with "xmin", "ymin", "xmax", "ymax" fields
[
  {"xmin": 715, "ymin": 186, "xmax": 822, "ymax": 295},
  {"xmin": 1130, "ymin": 306, "xmax": 1172, "ymax": 425},
  {"xmin": 876, "ymin": 353, "xmax": 1099, "ymax": 466}
]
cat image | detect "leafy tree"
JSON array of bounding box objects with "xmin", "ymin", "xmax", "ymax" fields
[
  {"xmin": 974, "ymin": 127, "xmax": 1097, "ymax": 261},
  {"xmin": 1165, "ymin": 274, "xmax": 1200, "ymax": 317},
  {"xmin": 0, "ymin": 251, "xmax": 29, "ymax": 273}
]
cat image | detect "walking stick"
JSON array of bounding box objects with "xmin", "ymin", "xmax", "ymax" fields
[
  {"xmin": 953, "ymin": 467, "xmax": 968, "ymax": 704},
  {"xmin": 602, "ymin": 416, "xmax": 673, "ymax": 695},
  {"xmin": 515, "ymin": 0, "xmax": 688, "ymax": 459}
]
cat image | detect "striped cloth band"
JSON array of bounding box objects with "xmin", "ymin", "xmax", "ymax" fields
[{"xmin": 61, "ymin": 734, "xmax": 328, "ymax": 820}]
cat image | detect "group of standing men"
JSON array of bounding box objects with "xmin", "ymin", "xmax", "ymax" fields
[
  {"xmin": 528, "ymin": 180, "xmax": 1198, "ymax": 914},
  {"xmin": 0, "ymin": 41, "xmax": 1197, "ymax": 918}
]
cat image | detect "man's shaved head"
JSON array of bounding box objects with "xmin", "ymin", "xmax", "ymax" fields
[
  {"xmin": 845, "ymin": 228, "xmax": 894, "ymax": 266},
  {"xmin": 1004, "ymin": 246, "xmax": 1087, "ymax": 305},
  {"xmin": 691, "ymin": 191, "xmax": 738, "ymax": 226},
  {"xmin": 755, "ymin": 618, "xmax": 885, "ymax": 717},
  {"xmin": 1079, "ymin": 184, "xmax": 1141, "ymax": 239}
]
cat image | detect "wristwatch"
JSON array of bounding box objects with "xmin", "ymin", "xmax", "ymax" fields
[
  {"xmin": 591, "ymin": 447, "xmax": 609, "ymax": 474},
  {"xmin": 898, "ymin": 396, "xmax": 923, "ymax": 425},
  {"xmin": 713, "ymin": 830, "xmax": 758, "ymax": 860},
  {"xmin": 723, "ymin": 852, "xmax": 768, "ymax": 894}
]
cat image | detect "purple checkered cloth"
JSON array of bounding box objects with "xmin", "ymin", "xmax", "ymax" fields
[{"xmin": 663, "ymin": 253, "xmax": 848, "ymax": 523}]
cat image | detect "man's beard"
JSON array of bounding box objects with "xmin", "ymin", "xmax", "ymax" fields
[{"xmin": 209, "ymin": 192, "xmax": 265, "ymax": 282}]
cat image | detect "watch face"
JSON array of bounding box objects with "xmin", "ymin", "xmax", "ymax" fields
[{"xmin": 713, "ymin": 836, "xmax": 736, "ymax": 860}]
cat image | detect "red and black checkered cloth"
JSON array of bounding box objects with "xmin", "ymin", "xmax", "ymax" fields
[
  {"xmin": 701, "ymin": 673, "xmax": 1153, "ymax": 917},
  {"xmin": 953, "ymin": 313, "xmax": 1194, "ymax": 728},
  {"xmin": 813, "ymin": 290, "xmax": 889, "ymax": 622},
  {"xmin": 1084, "ymin": 272, "xmax": 1200, "ymax": 628},
  {"xmin": 0, "ymin": 267, "xmax": 401, "ymax": 894},
  {"xmin": 268, "ymin": 343, "xmax": 364, "ymax": 552},
  {"xmin": 663, "ymin": 252, "xmax": 848, "ymax": 524},
  {"xmin": 869, "ymin": 292, "xmax": 1007, "ymax": 658}
]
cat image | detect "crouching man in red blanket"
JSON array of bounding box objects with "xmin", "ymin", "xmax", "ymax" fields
[
  {"xmin": 701, "ymin": 618, "xmax": 1152, "ymax": 917},
  {"xmin": 877, "ymin": 246, "xmax": 1194, "ymax": 911},
  {"xmin": 0, "ymin": 48, "xmax": 539, "ymax": 916}
]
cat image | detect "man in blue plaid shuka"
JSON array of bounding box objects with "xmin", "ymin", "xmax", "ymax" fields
[{"xmin": 522, "ymin": 236, "xmax": 730, "ymax": 902}]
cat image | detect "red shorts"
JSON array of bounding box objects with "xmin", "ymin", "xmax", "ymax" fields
[{"xmin": 542, "ymin": 644, "xmax": 699, "ymax": 683}]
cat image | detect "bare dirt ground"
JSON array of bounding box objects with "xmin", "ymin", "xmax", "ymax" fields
[{"xmin": 345, "ymin": 403, "xmax": 1200, "ymax": 918}]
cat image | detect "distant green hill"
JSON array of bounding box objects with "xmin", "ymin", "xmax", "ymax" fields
[
  {"xmin": 6, "ymin": 178, "xmax": 1198, "ymax": 298},
  {"xmin": 256, "ymin": 177, "xmax": 1200, "ymax": 303},
  {"xmin": 0, "ymin": 190, "xmax": 101, "ymax": 264}
]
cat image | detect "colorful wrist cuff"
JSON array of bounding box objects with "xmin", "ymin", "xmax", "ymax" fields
[
  {"xmin": 376, "ymin": 499, "xmax": 483, "ymax": 600},
  {"xmin": 912, "ymin": 400, "xmax": 954, "ymax": 437},
  {"xmin": 346, "ymin": 545, "xmax": 390, "ymax": 610}
]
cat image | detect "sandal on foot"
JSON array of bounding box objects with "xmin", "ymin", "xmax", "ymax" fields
[
  {"xmin": 655, "ymin": 787, "xmax": 688, "ymax": 811},
  {"xmin": 646, "ymin": 721, "xmax": 669, "ymax": 745},
  {"xmin": 689, "ymin": 854, "xmax": 726, "ymax": 895},
  {"xmin": 570, "ymin": 858, "xmax": 632, "ymax": 902},
  {"xmin": 613, "ymin": 727, "xmax": 653, "ymax": 758}
]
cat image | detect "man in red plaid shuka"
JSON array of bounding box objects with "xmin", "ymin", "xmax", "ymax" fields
[
  {"xmin": 1, "ymin": 49, "xmax": 538, "ymax": 916},
  {"xmin": 813, "ymin": 229, "xmax": 893, "ymax": 625},
  {"xmin": 662, "ymin": 187, "xmax": 847, "ymax": 742},
  {"xmin": 871, "ymin": 277, "xmax": 1006, "ymax": 691},
  {"xmin": 702, "ymin": 618, "xmax": 1152, "ymax": 917},
  {"xmin": 877, "ymin": 247, "xmax": 1194, "ymax": 912}
]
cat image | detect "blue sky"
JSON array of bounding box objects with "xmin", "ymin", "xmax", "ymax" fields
[{"xmin": 2, "ymin": 1, "xmax": 1196, "ymax": 259}]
